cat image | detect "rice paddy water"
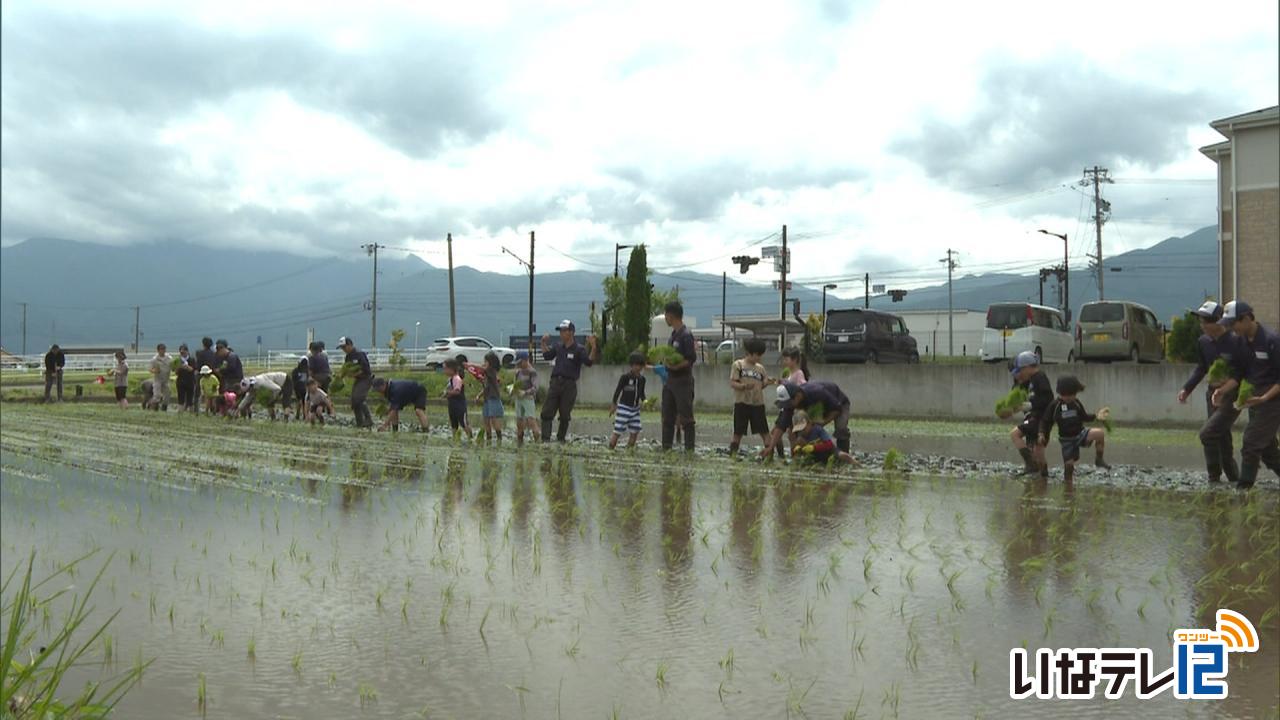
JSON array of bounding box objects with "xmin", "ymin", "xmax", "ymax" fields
[{"xmin": 2, "ymin": 404, "xmax": 1277, "ymax": 718}]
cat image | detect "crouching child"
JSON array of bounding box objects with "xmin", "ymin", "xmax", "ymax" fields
[
  {"xmin": 789, "ymin": 410, "xmax": 858, "ymax": 466},
  {"xmin": 305, "ymin": 378, "xmax": 334, "ymax": 426},
  {"xmin": 1038, "ymin": 375, "xmax": 1111, "ymax": 483}
]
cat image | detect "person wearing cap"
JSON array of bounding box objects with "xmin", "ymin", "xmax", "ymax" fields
[
  {"xmin": 236, "ymin": 371, "xmax": 287, "ymax": 419},
  {"xmin": 1177, "ymin": 301, "xmax": 1248, "ymax": 484},
  {"xmin": 1000, "ymin": 350, "xmax": 1054, "ymax": 477},
  {"xmin": 289, "ymin": 357, "xmax": 310, "ymax": 420},
  {"xmin": 1038, "ymin": 376, "xmax": 1111, "ymax": 484},
  {"xmin": 43, "ymin": 344, "xmax": 65, "ymax": 403},
  {"xmin": 789, "ymin": 410, "xmax": 857, "ymax": 466},
  {"xmin": 660, "ymin": 300, "xmax": 698, "ymax": 451},
  {"xmin": 767, "ymin": 379, "xmax": 853, "ymax": 457},
  {"xmin": 198, "ymin": 365, "xmax": 220, "ymax": 414},
  {"xmin": 539, "ymin": 319, "xmax": 599, "ymax": 443},
  {"xmin": 214, "ymin": 340, "xmax": 244, "ymax": 393},
  {"xmin": 1212, "ymin": 300, "xmax": 1280, "ymax": 489},
  {"xmin": 372, "ymin": 377, "xmax": 430, "ymax": 432},
  {"xmin": 512, "ymin": 351, "xmax": 540, "ymax": 445},
  {"xmin": 175, "ymin": 343, "xmax": 198, "ymax": 412},
  {"xmin": 338, "ymin": 336, "xmax": 375, "ymax": 428}
]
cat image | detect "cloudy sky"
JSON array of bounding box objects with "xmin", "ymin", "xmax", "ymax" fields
[{"xmin": 2, "ymin": 0, "xmax": 1276, "ymax": 297}]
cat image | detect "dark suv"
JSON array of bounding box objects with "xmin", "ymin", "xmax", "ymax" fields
[{"xmin": 823, "ymin": 308, "xmax": 919, "ymax": 364}]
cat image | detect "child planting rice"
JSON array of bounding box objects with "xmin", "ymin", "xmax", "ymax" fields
[
  {"xmin": 1038, "ymin": 375, "xmax": 1111, "ymax": 484},
  {"xmin": 1000, "ymin": 351, "xmax": 1054, "ymax": 478},
  {"xmin": 608, "ymin": 352, "xmax": 647, "ymax": 450},
  {"xmin": 789, "ymin": 410, "xmax": 857, "ymax": 466},
  {"xmin": 728, "ymin": 338, "xmax": 772, "ymax": 457},
  {"xmin": 305, "ymin": 378, "xmax": 334, "ymax": 426}
]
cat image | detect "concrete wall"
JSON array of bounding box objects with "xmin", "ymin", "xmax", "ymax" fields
[{"xmin": 577, "ymin": 362, "xmax": 1212, "ymax": 426}]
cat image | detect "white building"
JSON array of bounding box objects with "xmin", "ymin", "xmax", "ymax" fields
[{"xmin": 895, "ymin": 309, "xmax": 985, "ymax": 359}]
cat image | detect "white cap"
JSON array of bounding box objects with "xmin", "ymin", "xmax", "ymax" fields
[
  {"xmin": 792, "ymin": 410, "xmax": 811, "ymax": 433},
  {"xmin": 775, "ymin": 384, "xmax": 792, "ymax": 408},
  {"xmin": 199, "ymin": 365, "xmax": 213, "ymax": 375}
]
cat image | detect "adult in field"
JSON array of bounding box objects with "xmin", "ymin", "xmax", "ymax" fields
[
  {"xmin": 1000, "ymin": 350, "xmax": 1053, "ymax": 478},
  {"xmin": 215, "ymin": 340, "xmax": 244, "ymax": 393},
  {"xmin": 43, "ymin": 344, "xmax": 65, "ymax": 403},
  {"xmin": 539, "ymin": 320, "xmax": 599, "ymax": 443},
  {"xmin": 193, "ymin": 337, "xmax": 218, "ymax": 407},
  {"xmin": 237, "ymin": 371, "xmax": 288, "ymax": 420},
  {"xmin": 1212, "ymin": 301, "xmax": 1280, "ymax": 489},
  {"xmin": 1177, "ymin": 302, "xmax": 1247, "ymax": 484},
  {"xmin": 307, "ymin": 341, "xmax": 332, "ymax": 391},
  {"xmin": 660, "ymin": 301, "xmax": 698, "ymax": 451},
  {"xmin": 773, "ymin": 379, "xmax": 852, "ymax": 454},
  {"xmin": 372, "ymin": 377, "xmax": 430, "ymax": 432},
  {"xmin": 175, "ymin": 343, "xmax": 198, "ymax": 412},
  {"xmin": 339, "ymin": 336, "xmax": 375, "ymax": 429},
  {"xmin": 148, "ymin": 343, "xmax": 172, "ymax": 411}
]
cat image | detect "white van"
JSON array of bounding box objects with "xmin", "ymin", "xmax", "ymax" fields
[{"xmin": 981, "ymin": 302, "xmax": 1075, "ymax": 364}]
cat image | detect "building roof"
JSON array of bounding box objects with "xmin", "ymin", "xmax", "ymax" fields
[
  {"xmin": 1199, "ymin": 139, "xmax": 1232, "ymax": 159},
  {"xmin": 1210, "ymin": 105, "xmax": 1279, "ymax": 138}
]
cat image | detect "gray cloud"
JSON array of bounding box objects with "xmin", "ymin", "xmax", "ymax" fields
[{"xmin": 890, "ymin": 60, "xmax": 1223, "ymax": 192}]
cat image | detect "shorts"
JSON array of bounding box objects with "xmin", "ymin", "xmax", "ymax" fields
[
  {"xmin": 774, "ymin": 408, "xmax": 791, "ymax": 431},
  {"xmin": 309, "ymin": 403, "xmax": 328, "ymax": 416},
  {"xmin": 1016, "ymin": 415, "xmax": 1041, "ymax": 441},
  {"xmin": 114, "ymin": 386, "xmax": 127, "ymax": 401},
  {"xmin": 515, "ymin": 396, "xmax": 536, "ymax": 419},
  {"xmin": 392, "ymin": 385, "xmax": 429, "ymax": 412},
  {"xmin": 1059, "ymin": 428, "xmax": 1094, "ymax": 462},
  {"xmin": 447, "ymin": 400, "xmax": 468, "ymax": 430},
  {"xmin": 613, "ymin": 404, "xmax": 642, "ymax": 434},
  {"xmin": 483, "ymin": 397, "xmax": 504, "ymax": 419},
  {"xmin": 733, "ymin": 403, "xmax": 768, "ymax": 436}
]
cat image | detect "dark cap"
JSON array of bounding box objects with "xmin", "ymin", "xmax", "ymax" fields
[
  {"xmin": 1056, "ymin": 375, "xmax": 1085, "ymax": 395},
  {"xmin": 215, "ymin": 339, "xmax": 228, "ymax": 348},
  {"xmin": 1191, "ymin": 301, "xmax": 1222, "ymax": 322},
  {"xmin": 1219, "ymin": 300, "xmax": 1253, "ymax": 325}
]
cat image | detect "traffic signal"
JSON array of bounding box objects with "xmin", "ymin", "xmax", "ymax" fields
[
  {"xmin": 888, "ymin": 290, "xmax": 908, "ymax": 302},
  {"xmin": 731, "ymin": 256, "xmax": 760, "ymax": 274}
]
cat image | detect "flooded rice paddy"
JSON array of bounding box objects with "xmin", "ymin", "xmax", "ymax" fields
[{"xmin": 1, "ymin": 405, "xmax": 1277, "ymax": 718}]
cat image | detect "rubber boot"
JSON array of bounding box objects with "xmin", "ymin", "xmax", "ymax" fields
[
  {"xmin": 1237, "ymin": 459, "xmax": 1258, "ymax": 490},
  {"xmin": 661, "ymin": 422, "xmax": 675, "ymax": 451},
  {"xmin": 541, "ymin": 417, "xmax": 553, "ymax": 443},
  {"xmin": 683, "ymin": 423, "xmax": 696, "ymax": 452},
  {"xmin": 1094, "ymin": 449, "xmax": 1111, "ymax": 470},
  {"xmin": 836, "ymin": 432, "xmax": 851, "ymax": 454},
  {"xmin": 556, "ymin": 419, "xmax": 570, "ymax": 443},
  {"xmin": 1038, "ymin": 461, "xmax": 1049, "ymax": 481},
  {"xmin": 1063, "ymin": 464, "xmax": 1075, "ymax": 484},
  {"xmin": 1202, "ymin": 444, "xmax": 1224, "ymax": 482},
  {"xmin": 1222, "ymin": 453, "xmax": 1240, "ymax": 484},
  {"xmin": 1017, "ymin": 447, "xmax": 1037, "ymax": 475}
]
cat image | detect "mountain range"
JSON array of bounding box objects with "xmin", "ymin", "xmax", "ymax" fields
[{"xmin": 0, "ymin": 226, "xmax": 1216, "ymax": 355}]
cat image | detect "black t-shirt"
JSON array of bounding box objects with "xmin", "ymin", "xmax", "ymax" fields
[
  {"xmin": 1040, "ymin": 397, "xmax": 1096, "ymax": 439},
  {"xmin": 1242, "ymin": 324, "xmax": 1280, "ymax": 391},
  {"xmin": 345, "ymin": 350, "xmax": 372, "ymax": 379},
  {"xmin": 668, "ymin": 326, "xmax": 697, "ymax": 378},
  {"xmin": 195, "ymin": 347, "xmax": 219, "ymax": 372},
  {"xmin": 613, "ymin": 373, "xmax": 646, "ymax": 407},
  {"xmin": 44, "ymin": 351, "xmax": 65, "ymax": 372},
  {"xmin": 1018, "ymin": 371, "xmax": 1054, "ymax": 421}
]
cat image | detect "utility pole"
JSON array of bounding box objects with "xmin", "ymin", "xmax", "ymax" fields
[
  {"xmin": 362, "ymin": 243, "xmax": 384, "ymax": 347},
  {"xmin": 446, "ymin": 233, "xmax": 457, "ymax": 336},
  {"xmin": 505, "ymin": 233, "xmax": 536, "ymax": 354},
  {"xmin": 780, "ymin": 225, "xmax": 788, "ymax": 349},
  {"xmin": 1038, "ymin": 230, "xmax": 1070, "ymax": 322},
  {"xmin": 721, "ymin": 272, "xmax": 727, "ymax": 340},
  {"xmin": 940, "ymin": 250, "xmax": 956, "ymax": 356},
  {"xmin": 1081, "ymin": 166, "xmax": 1112, "ymax": 300},
  {"xmin": 864, "ymin": 273, "xmax": 870, "ymax": 309},
  {"xmin": 19, "ymin": 302, "xmax": 27, "ymax": 355},
  {"xmin": 614, "ymin": 243, "xmax": 632, "ymax": 278},
  {"xmin": 133, "ymin": 305, "xmax": 140, "ymax": 353}
]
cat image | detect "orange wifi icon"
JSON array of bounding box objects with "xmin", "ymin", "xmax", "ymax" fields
[{"xmin": 1216, "ymin": 609, "xmax": 1259, "ymax": 652}]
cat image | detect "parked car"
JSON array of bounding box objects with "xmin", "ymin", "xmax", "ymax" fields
[
  {"xmin": 980, "ymin": 302, "xmax": 1075, "ymax": 365},
  {"xmin": 823, "ymin": 308, "xmax": 919, "ymax": 364},
  {"xmin": 714, "ymin": 338, "xmax": 741, "ymax": 364},
  {"xmin": 424, "ymin": 337, "xmax": 518, "ymax": 368},
  {"xmin": 1076, "ymin": 301, "xmax": 1164, "ymax": 363}
]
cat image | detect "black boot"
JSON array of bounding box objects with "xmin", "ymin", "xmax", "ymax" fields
[
  {"xmin": 540, "ymin": 417, "xmax": 553, "ymax": 443},
  {"xmin": 1094, "ymin": 449, "xmax": 1111, "ymax": 470},
  {"xmin": 1222, "ymin": 454, "xmax": 1240, "ymax": 484},
  {"xmin": 1017, "ymin": 447, "xmax": 1037, "ymax": 474},
  {"xmin": 556, "ymin": 419, "xmax": 570, "ymax": 443},
  {"xmin": 661, "ymin": 422, "xmax": 675, "ymax": 450},
  {"xmin": 1038, "ymin": 461, "xmax": 1049, "ymax": 481},
  {"xmin": 683, "ymin": 423, "xmax": 696, "ymax": 452},
  {"xmin": 1203, "ymin": 444, "xmax": 1224, "ymax": 483},
  {"xmin": 1237, "ymin": 460, "xmax": 1258, "ymax": 490}
]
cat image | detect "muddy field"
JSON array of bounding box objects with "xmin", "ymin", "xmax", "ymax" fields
[{"xmin": 1, "ymin": 404, "xmax": 1276, "ymax": 718}]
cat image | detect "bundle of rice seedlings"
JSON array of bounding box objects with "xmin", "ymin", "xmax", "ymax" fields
[
  {"xmin": 1206, "ymin": 358, "xmax": 1232, "ymax": 385},
  {"xmin": 883, "ymin": 448, "xmax": 903, "ymax": 471},
  {"xmin": 1235, "ymin": 379, "xmax": 1256, "ymax": 410},
  {"xmin": 328, "ymin": 361, "xmax": 361, "ymax": 393},
  {"xmin": 647, "ymin": 345, "xmax": 685, "ymax": 367},
  {"xmin": 994, "ymin": 387, "xmax": 1028, "ymax": 417}
]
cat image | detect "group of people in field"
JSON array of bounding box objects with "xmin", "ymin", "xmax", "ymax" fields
[{"xmin": 1000, "ymin": 298, "xmax": 1279, "ymax": 489}]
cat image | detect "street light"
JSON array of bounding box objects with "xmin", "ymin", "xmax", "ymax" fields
[
  {"xmin": 414, "ymin": 321, "xmax": 421, "ymax": 353},
  {"xmin": 1038, "ymin": 229, "xmax": 1070, "ymax": 322},
  {"xmin": 821, "ymin": 283, "xmax": 837, "ymax": 320},
  {"xmin": 614, "ymin": 244, "xmax": 633, "ymax": 278}
]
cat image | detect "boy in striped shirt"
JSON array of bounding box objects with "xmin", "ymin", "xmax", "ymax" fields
[{"xmin": 609, "ymin": 352, "xmax": 647, "ymax": 449}]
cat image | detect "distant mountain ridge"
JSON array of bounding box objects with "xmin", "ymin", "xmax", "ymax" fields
[{"xmin": 0, "ymin": 226, "xmax": 1216, "ymax": 354}]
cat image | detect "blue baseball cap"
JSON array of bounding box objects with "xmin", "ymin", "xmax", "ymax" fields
[
  {"xmin": 1219, "ymin": 300, "xmax": 1252, "ymax": 326},
  {"xmin": 1010, "ymin": 350, "xmax": 1039, "ymax": 375},
  {"xmin": 515, "ymin": 350, "xmax": 530, "ymax": 361}
]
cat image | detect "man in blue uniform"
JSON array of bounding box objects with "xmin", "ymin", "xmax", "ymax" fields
[
  {"xmin": 1177, "ymin": 301, "xmax": 1247, "ymax": 484},
  {"xmin": 1212, "ymin": 301, "xmax": 1280, "ymax": 489}
]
